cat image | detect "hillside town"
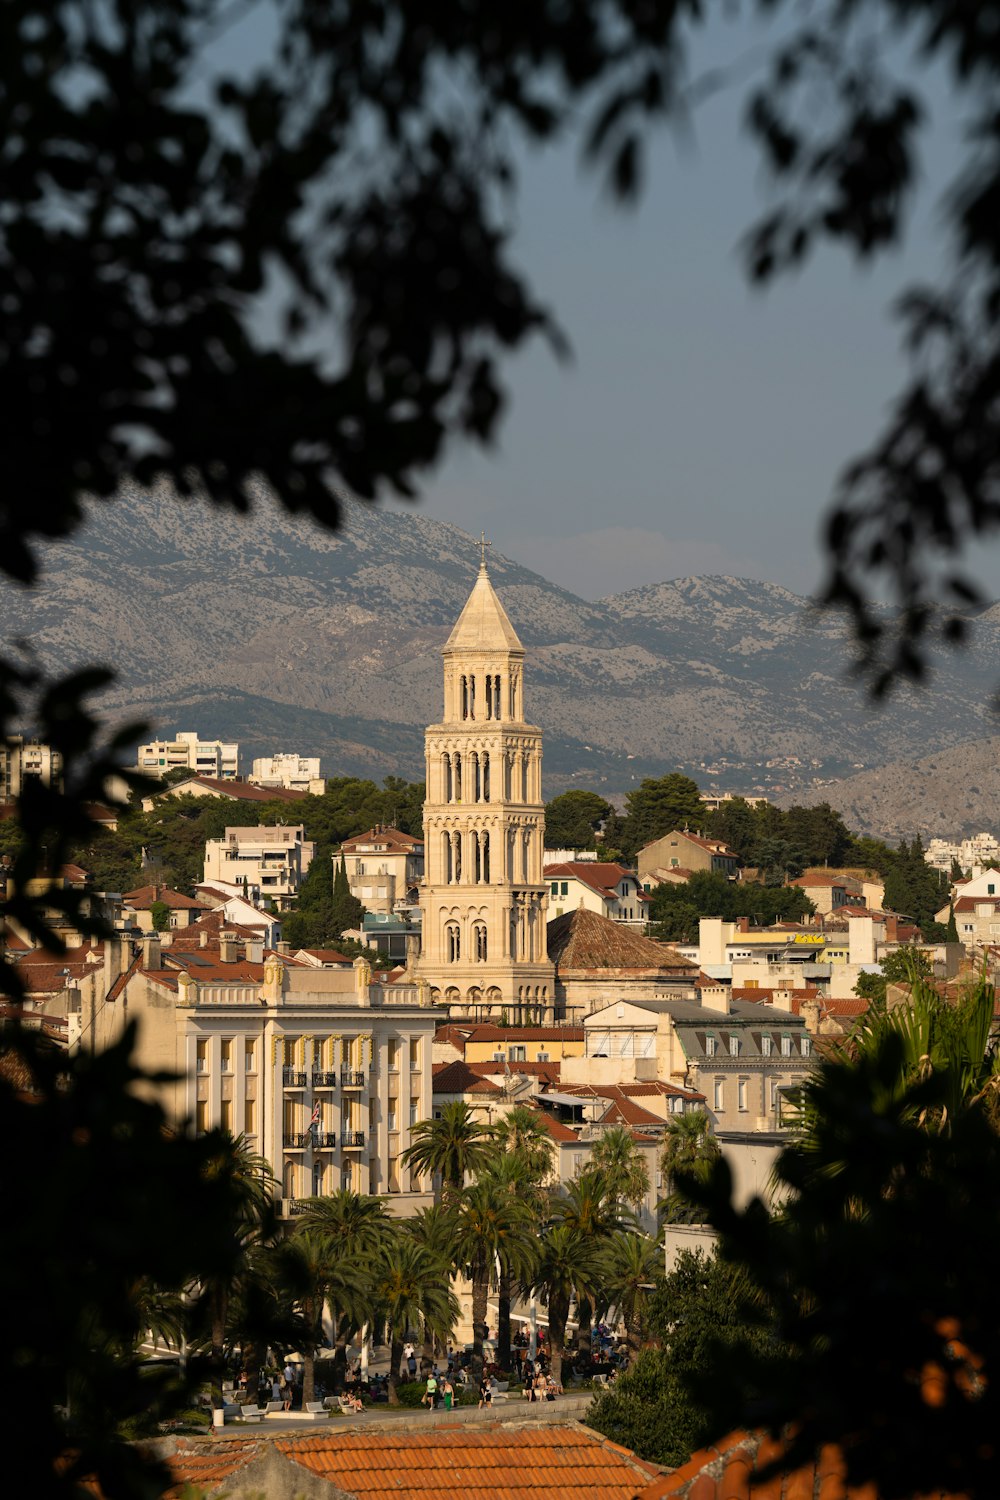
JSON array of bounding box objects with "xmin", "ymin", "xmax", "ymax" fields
[{"xmin": 5, "ymin": 559, "xmax": 999, "ymax": 1498}]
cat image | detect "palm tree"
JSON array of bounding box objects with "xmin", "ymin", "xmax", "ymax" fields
[
  {"xmin": 589, "ymin": 1126, "xmax": 650, "ymax": 1215},
  {"xmin": 267, "ymin": 1229, "xmax": 372, "ymax": 1404},
  {"xmin": 659, "ymin": 1109, "xmax": 720, "ymax": 1224},
  {"xmin": 598, "ymin": 1231, "xmax": 661, "ymax": 1355},
  {"xmin": 479, "ymin": 1149, "xmax": 547, "ymax": 1370},
  {"xmin": 296, "ymin": 1189, "xmax": 392, "ymax": 1390},
  {"xmin": 494, "ymin": 1105, "xmax": 556, "ymax": 1183},
  {"xmin": 407, "ymin": 1204, "xmax": 458, "ymax": 1366},
  {"xmin": 451, "ymin": 1180, "xmax": 538, "ymax": 1380},
  {"xmin": 401, "ymin": 1101, "xmax": 497, "ymax": 1202},
  {"xmin": 195, "ymin": 1132, "xmax": 277, "ymax": 1409},
  {"xmin": 528, "ymin": 1223, "xmax": 603, "ymax": 1388},
  {"xmin": 549, "ymin": 1168, "xmax": 631, "ymax": 1363},
  {"xmin": 369, "ymin": 1228, "xmax": 459, "ymax": 1405}
]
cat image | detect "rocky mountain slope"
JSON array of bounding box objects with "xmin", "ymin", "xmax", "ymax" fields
[
  {"xmin": 775, "ymin": 737, "xmax": 1000, "ymax": 842},
  {"xmin": 1, "ymin": 481, "xmax": 996, "ymax": 808}
]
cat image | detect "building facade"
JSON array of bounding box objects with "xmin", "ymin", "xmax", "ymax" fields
[
  {"xmin": 203, "ymin": 824, "xmax": 315, "ymax": 910},
  {"xmin": 249, "ymin": 754, "xmax": 324, "ymax": 793},
  {"xmin": 138, "ymin": 731, "xmax": 239, "ymax": 780},
  {"xmin": 0, "ymin": 737, "xmax": 63, "ymax": 799},
  {"xmin": 82, "ymin": 936, "xmax": 435, "ymax": 1216},
  {"xmin": 419, "ymin": 559, "xmax": 555, "ymax": 1021},
  {"xmin": 340, "ymin": 825, "xmax": 424, "ymax": 915}
]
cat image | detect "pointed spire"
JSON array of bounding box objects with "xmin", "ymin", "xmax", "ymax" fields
[{"xmin": 444, "ymin": 552, "xmax": 523, "ymax": 653}]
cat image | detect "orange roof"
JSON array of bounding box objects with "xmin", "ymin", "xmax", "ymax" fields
[
  {"xmin": 341, "ymin": 825, "xmax": 423, "ymax": 853},
  {"xmin": 177, "ymin": 776, "xmax": 307, "ymax": 802},
  {"xmin": 433, "ymin": 1060, "xmax": 504, "ymax": 1097},
  {"xmin": 534, "ymin": 1109, "xmax": 581, "ymax": 1144},
  {"xmin": 123, "ymin": 885, "xmax": 207, "ymax": 909},
  {"xmin": 297, "ymin": 947, "xmax": 354, "ymax": 965},
  {"xmin": 636, "ymin": 1429, "xmax": 960, "ymax": 1498},
  {"xmin": 435, "ymin": 1024, "xmax": 585, "ymax": 1045},
  {"xmin": 275, "ymin": 1425, "xmax": 657, "ymax": 1498},
  {"xmin": 544, "ymin": 861, "xmax": 647, "ymax": 902}
]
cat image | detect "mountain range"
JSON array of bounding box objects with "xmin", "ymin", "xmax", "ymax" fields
[{"xmin": 2, "ymin": 480, "xmax": 998, "ymax": 835}]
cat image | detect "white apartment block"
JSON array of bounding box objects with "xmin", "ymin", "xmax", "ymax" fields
[
  {"xmin": 0, "ymin": 737, "xmax": 63, "ymax": 799},
  {"xmin": 138, "ymin": 731, "xmax": 239, "ymax": 780},
  {"xmin": 249, "ymin": 754, "xmax": 325, "ymax": 794},
  {"xmin": 926, "ymin": 832, "xmax": 1000, "ymax": 877},
  {"xmin": 203, "ymin": 824, "xmax": 315, "ymax": 910}
]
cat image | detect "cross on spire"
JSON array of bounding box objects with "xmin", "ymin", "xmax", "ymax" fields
[{"xmin": 479, "ymin": 531, "xmax": 492, "ymax": 571}]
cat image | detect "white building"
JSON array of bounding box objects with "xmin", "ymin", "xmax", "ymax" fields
[
  {"xmin": 138, "ymin": 731, "xmax": 239, "ymax": 780},
  {"xmin": 249, "ymin": 754, "xmax": 325, "ymax": 794},
  {"xmin": 0, "ymin": 737, "xmax": 63, "ymax": 799},
  {"xmin": 203, "ymin": 824, "xmax": 315, "ymax": 911}
]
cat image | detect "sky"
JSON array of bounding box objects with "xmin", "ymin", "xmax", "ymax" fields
[{"xmin": 226, "ymin": 5, "xmax": 977, "ymax": 603}]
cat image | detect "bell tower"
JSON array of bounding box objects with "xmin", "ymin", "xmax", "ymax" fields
[{"xmin": 419, "ymin": 548, "xmax": 554, "ymax": 1021}]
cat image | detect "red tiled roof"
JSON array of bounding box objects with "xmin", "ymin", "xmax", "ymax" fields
[
  {"xmin": 953, "ymin": 896, "xmax": 1000, "ymax": 912},
  {"xmin": 636, "ymin": 1429, "xmax": 961, "ymax": 1498},
  {"xmin": 465, "ymin": 1060, "xmax": 562, "ymax": 1083},
  {"xmin": 556, "ymin": 1081, "xmax": 703, "ymax": 1117},
  {"xmin": 341, "ymin": 825, "xmax": 423, "ymax": 853},
  {"xmin": 547, "ymin": 907, "xmax": 695, "ymax": 972},
  {"xmin": 170, "ymin": 776, "xmax": 307, "ymax": 802},
  {"xmin": 162, "ymin": 1438, "xmax": 263, "ymax": 1499},
  {"xmin": 432, "ymin": 1060, "xmax": 504, "ymax": 1097},
  {"xmin": 544, "ymin": 861, "xmax": 647, "ymax": 902},
  {"xmin": 122, "ymin": 885, "xmax": 207, "ymax": 910},
  {"xmin": 533, "ymin": 1110, "xmax": 580, "ymax": 1144},
  {"xmin": 670, "ymin": 831, "xmax": 737, "ymax": 855},
  {"xmin": 297, "ymin": 947, "xmax": 354, "ymax": 965}
]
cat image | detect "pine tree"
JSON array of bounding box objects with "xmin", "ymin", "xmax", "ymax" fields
[{"xmin": 330, "ymin": 851, "xmax": 364, "ymax": 938}]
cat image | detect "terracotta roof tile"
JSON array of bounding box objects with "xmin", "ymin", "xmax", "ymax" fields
[
  {"xmin": 547, "ymin": 908, "xmax": 695, "ymax": 972},
  {"xmin": 341, "ymin": 825, "xmax": 423, "ymax": 853},
  {"xmin": 434, "ymin": 1024, "xmax": 585, "ymax": 1045},
  {"xmin": 275, "ymin": 1423, "xmax": 654, "ymax": 1499},
  {"xmin": 433, "ymin": 1059, "xmax": 504, "ymax": 1096},
  {"xmin": 122, "ymin": 885, "xmax": 208, "ymax": 909}
]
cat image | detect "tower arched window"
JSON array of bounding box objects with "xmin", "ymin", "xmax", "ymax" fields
[
  {"xmin": 454, "ymin": 752, "xmax": 462, "ymax": 802},
  {"xmin": 482, "ymin": 752, "xmax": 490, "ymax": 802},
  {"xmin": 446, "ymin": 923, "xmax": 461, "ymax": 963},
  {"xmin": 443, "ymin": 830, "xmax": 452, "ymax": 883},
  {"xmin": 473, "ymin": 922, "xmax": 488, "ymax": 962},
  {"xmin": 482, "ymin": 831, "xmax": 490, "ymax": 883},
  {"xmin": 493, "ymin": 675, "xmax": 502, "ymax": 720},
  {"xmin": 442, "ymin": 752, "xmax": 452, "ymax": 803}
]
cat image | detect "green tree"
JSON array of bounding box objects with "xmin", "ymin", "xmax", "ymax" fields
[
  {"xmin": 597, "ymin": 1230, "xmax": 662, "ymax": 1356},
  {"xmin": 588, "ymin": 1127, "xmax": 650, "ymax": 1215},
  {"xmin": 621, "ymin": 775, "xmax": 703, "ymax": 861},
  {"xmin": 493, "ymin": 1105, "xmax": 556, "ymax": 1185},
  {"xmin": 549, "ymin": 1169, "xmax": 631, "ymax": 1363},
  {"xmin": 853, "ymin": 946, "xmax": 934, "ymax": 1008},
  {"xmin": 451, "ymin": 1180, "xmax": 538, "ymax": 1380},
  {"xmin": 401, "ymin": 1101, "xmax": 497, "ymax": 1204},
  {"xmin": 660, "ymin": 1110, "xmax": 720, "ymax": 1226},
  {"xmin": 331, "ymin": 851, "xmax": 365, "ymax": 938},
  {"xmin": 528, "ymin": 1223, "xmax": 603, "ymax": 1389},
  {"xmin": 587, "ymin": 1249, "xmax": 774, "ymax": 1468},
  {"xmin": 148, "ymin": 899, "xmax": 171, "ymax": 932},
  {"xmin": 689, "ymin": 1007, "xmax": 1000, "ymax": 1499},
  {"xmin": 267, "ymin": 1228, "xmax": 372, "ymax": 1405},
  {"xmin": 370, "ymin": 1230, "xmax": 459, "ymax": 1406},
  {"xmin": 882, "ymin": 837, "xmax": 949, "ymax": 935},
  {"xmin": 647, "ymin": 871, "xmax": 814, "ymax": 941},
  {"xmin": 296, "ymin": 1190, "xmax": 393, "ymax": 1392},
  {"xmin": 544, "ymin": 791, "xmax": 614, "ymax": 851}
]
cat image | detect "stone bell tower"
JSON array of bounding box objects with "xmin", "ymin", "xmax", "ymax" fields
[{"xmin": 419, "ymin": 548, "xmax": 554, "ymax": 1022}]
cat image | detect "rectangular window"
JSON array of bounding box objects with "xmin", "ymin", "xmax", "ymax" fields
[
  {"xmin": 561, "ymin": 882, "xmax": 568, "ymax": 896},
  {"xmin": 220, "ymin": 1098, "xmax": 233, "ymax": 1133},
  {"xmin": 738, "ymin": 1078, "xmax": 748, "ymax": 1112},
  {"xmin": 761, "ymin": 1035, "xmax": 773, "ymax": 1057},
  {"xmin": 509, "ymin": 1046, "xmax": 526, "ymax": 1062},
  {"xmin": 770, "ymin": 1079, "xmax": 779, "ymax": 1110},
  {"xmin": 195, "ymin": 1099, "xmax": 208, "ymax": 1135},
  {"xmin": 713, "ymin": 1079, "xmax": 724, "ymax": 1112},
  {"xmin": 409, "ymin": 1038, "xmax": 420, "ymax": 1069},
  {"xmin": 729, "ymin": 1035, "xmax": 740, "ymax": 1057},
  {"xmin": 705, "ymin": 1035, "xmax": 717, "ymax": 1057},
  {"xmin": 781, "ymin": 1035, "xmax": 792, "ymax": 1057},
  {"xmin": 196, "ymin": 1039, "xmax": 208, "ymax": 1073},
  {"xmin": 245, "ymin": 1040, "xmax": 256, "ymax": 1072},
  {"xmin": 802, "ymin": 1037, "xmax": 812, "ymax": 1057},
  {"xmin": 220, "ymin": 1039, "xmax": 232, "ymax": 1073},
  {"xmin": 388, "ymin": 1039, "xmax": 400, "ymax": 1071},
  {"xmin": 550, "ymin": 882, "xmax": 558, "ymax": 896},
  {"xmin": 244, "ymin": 1097, "xmax": 256, "ymax": 1135},
  {"xmin": 409, "ymin": 1096, "xmax": 420, "ymax": 1126}
]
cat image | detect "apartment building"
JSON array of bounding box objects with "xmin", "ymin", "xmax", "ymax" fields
[
  {"xmin": 544, "ymin": 862, "xmax": 648, "ymax": 927},
  {"xmin": 0, "ymin": 737, "xmax": 63, "ymax": 799},
  {"xmin": 249, "ymin": 754, "xmax": 325, "ymax": 794},
  {"xmin": 138, "ymin": 731, "xmax": 239, "ymax": 780},
  {"xmin": 340, "ymin": 825, "xmax": 424, "ymax": 915},
  {"xmin": 82, "ymin": 936, "xmax": 436, "ymax": 1216},
  {"xmin": 638, "ymin": 830, "xmax": 740, "ymax": 884},
  {"xmin": 203, "ymin": 824, "xmax": 315, "ymax": 911}
]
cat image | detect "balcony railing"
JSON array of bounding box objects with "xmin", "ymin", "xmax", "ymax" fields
[
  {"xmin": 311, "ymin": 1071, "xmax": 337, "ymax": 1088},
  {"xmin": 341, "ymin": 1130, "xmax": 366, "ymax": 1147},
  {"xmin": 283, "ymin": 1132, "xmax": 309, "ymax": 1148},
  {"xmin": 315, "ymin": 1132, "xmax": 338, "ymax": 1149},
  {"xmin": 341, "ymin": 1070, "xmax": 366, "ymax": 1088},
  {"xmin": 282, "ymin": 1068, "xmax": 307, "ymax": 1087}
]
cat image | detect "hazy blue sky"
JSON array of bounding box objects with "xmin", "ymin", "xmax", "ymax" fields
[{"xmin": 228, "ymin": 6, "xmax": 975, "ymax": 602}]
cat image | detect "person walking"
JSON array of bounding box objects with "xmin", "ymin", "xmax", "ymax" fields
[
  {"xmin": 478, "ymin": 1375, "xmax": 493, "ymax": 1411},
  {"xmin": 424, "ymin": 1371, "xmax": 439, "ymax": 1411},
  {"xmin": 442, "ymin": 1376, "xmax": 454, "ymax": 1411}
]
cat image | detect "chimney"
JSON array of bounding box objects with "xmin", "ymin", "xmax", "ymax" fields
[
  {"xmin": 141, "ymin": 934, "xmax": 161, "ymax": 970},
  {"xmin": 738, "ymin": 915, "xmax": 750, "ymax": 934},
  {"xmin": 219, "ymin": 932, "xmax": 238, "ymax": 963},
  {"xmin": 772, "ymin": 989, "xmax": 795, "ymax": 1012},
  {"xmin": 246, "ymin": 938, "xmax": 264, "ymax": 964},
  {"xmin": 700, "ymin": 984, "xmax": 731, "ymax": 1014},
  {"xmin": 200, "ymin": 929, "xmax": 209, "ymax": 948},
  {"xmin": 885, "ymin": 913, "xmax": 900, "ymax": 944},
  {"xmin": 800, "ymin": 998, "xmax": 822, "ymax": 1034}
]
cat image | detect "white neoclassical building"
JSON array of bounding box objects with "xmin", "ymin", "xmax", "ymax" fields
[{"xmin": 419, "ymin": 558, "xmax": 555, "ymax": 1022}]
